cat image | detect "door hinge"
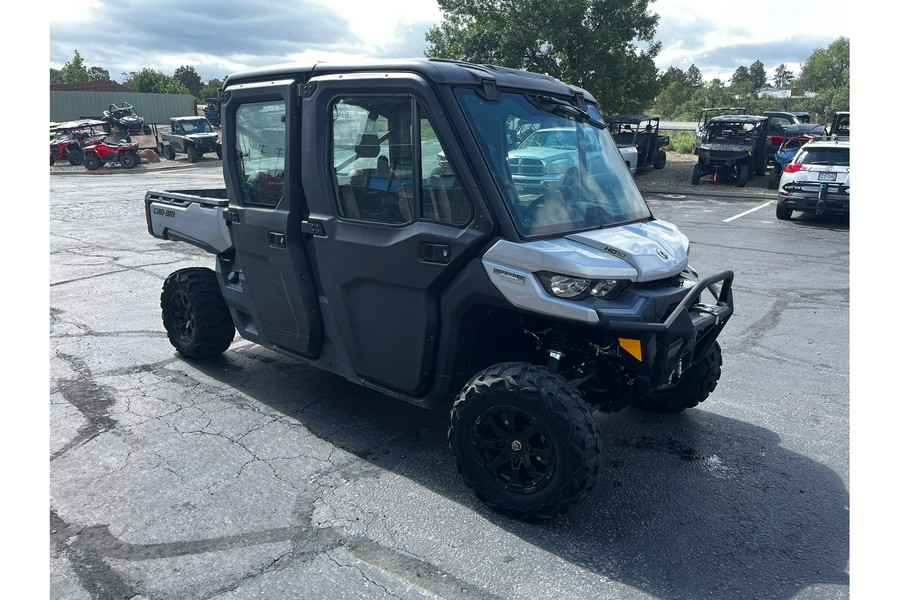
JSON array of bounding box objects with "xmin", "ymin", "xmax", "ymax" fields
[
  {"xmin": 301, "ymin": 220, "xmax": 326, "ymax": 237},
  {"xmin": 224, "ymin": 209, "xmax": 240, "ymax": 224}
]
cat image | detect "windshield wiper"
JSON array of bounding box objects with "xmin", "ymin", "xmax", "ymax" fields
[{"xmin": 531, "ymin": 95, "xmax": 606, "ymax": 129}]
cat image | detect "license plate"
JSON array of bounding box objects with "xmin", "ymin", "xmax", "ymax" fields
[{"xmin": 818, "ymin": 172, "xmax": 837, "ymax": 182}]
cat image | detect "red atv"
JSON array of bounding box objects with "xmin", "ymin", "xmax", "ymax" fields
[
  {"xmin": 50, "ymin": 119, "xmax": 107, "ymax": 166},
  {"xmin": 82, "ymin": 139, "xmax": 141, "ymax": 170}
]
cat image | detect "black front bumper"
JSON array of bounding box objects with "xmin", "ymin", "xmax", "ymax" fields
[{"xmin": 598, "ymin": 271, "xmax": 735, "ymax": 404}]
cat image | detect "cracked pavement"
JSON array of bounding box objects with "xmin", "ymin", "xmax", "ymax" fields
[{"xmin": 49, "ymin": 163, "xmax": 849, "ymax": 599}]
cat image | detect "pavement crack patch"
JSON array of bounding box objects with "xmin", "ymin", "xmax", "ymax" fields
[{"xmin": 52, "ymin": 352, "xmax": 120, "ymax": 461}]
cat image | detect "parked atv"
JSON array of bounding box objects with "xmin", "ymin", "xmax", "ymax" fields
[
  {"xmin": 82, "ymin": 138, "xmax": 141, "ymax": 170},
  {"xmin": 145, "ymin": 59, "xmax": 735, "ymax": 520},
  {"xmin": 50, "ymin": 119, "xmax": 107, "ymax": 166},
  {"xmin": 203, "ymin": 97, "xmax": 221, "ymax": 127},
  {"xmin": 607, "ymin": 115, "xmax": 669, "ymax": 171},
  {"xmin": 103, "ymin": 102, "xmax": 153, "ymax": 136},
  {"xmin": 157, "ymin": 116, "xmax": 222, "ymax": 162},
  {"xmin": 692, "ymin": 114, "xmax": 769, "ymax": 187},
  {"xmin": 693, "ymin": 107, "xmax": 747, "ymax": 154},
  {"xmin": 766, "ymin": 123, "xmax": 827, "ymax": 189}
]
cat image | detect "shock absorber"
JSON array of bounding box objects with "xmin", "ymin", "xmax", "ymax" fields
[{"xmin": 545, "ymin": 328, "xmax": 573, "ymax": 374}]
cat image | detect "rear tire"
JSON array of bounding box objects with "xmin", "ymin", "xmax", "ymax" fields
[
  {"xmin": 736, "ymin": 163, "xmax": 750, "ymax": 187},
  {"xmin": 165, "ymin": 145, "xmax": 176, "ymax": 161},
  {"xmin": 776, "ymin": 204, "xmax": 793, "ymax": 220},
  {"xmin": 691, "ymin": 163, "xmax": 702, "ymax": 185},
  {"xmin": 767, "ymin": 170, "xmax": 780, "ymax": 190},
  {"xmin": 637, "ymin": 341, "xmax": 722, "ymax": 413},
  {"xmin": 187, "ymin": 145, "xmax": 199, "ymax": 163},
  {"xmin": 142, "ymin": 124, "xmax": 152, "ymax": 135},
  {"xmin": 161, "ymin": 267, "xmax": 235, "ymax": 359},
  {"xmin": 83, "ymin": 154, "xmax": 101, "ymax": 171},
  {"xmin": 216, "ymin": 145, "xmax": 223, "ymax": 160},
  {"xmin": 449, "ymin": 362, "xmax": 601, "ymax": 520}
]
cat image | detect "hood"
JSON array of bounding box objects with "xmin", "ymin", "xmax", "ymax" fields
[
  {"xmin": 482, "ymin": 219, "xmax": 689, "ymax": 284},
  {"xmin": 508, "ymin": 146, "xmax": 575, "ymax": 163}
]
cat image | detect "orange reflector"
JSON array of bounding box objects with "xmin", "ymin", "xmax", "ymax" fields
[{"xmin": 619, "ymin": 338, "xmax": 642, "ymax": 362}]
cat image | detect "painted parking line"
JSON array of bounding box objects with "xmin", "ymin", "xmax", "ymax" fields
[{"xmin": 723, "ymin": 200, "xmax": 773, "ymax": 223}]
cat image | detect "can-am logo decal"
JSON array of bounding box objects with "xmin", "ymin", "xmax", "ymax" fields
[
  {"xmin": 603, "ymin": 246, "xmax": 626, "ymax": 258},
  {"xmin": 492, "ymin": 267, "xmax": 526, "ymax": 285},
  {"xmin": 656, "ymin": 248, "xmax": 671, "ymax": 260}
]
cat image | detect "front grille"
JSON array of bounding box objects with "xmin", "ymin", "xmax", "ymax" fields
[{"xmin": 508, "ymin": 157, "xmax": 545, "ymax": 176}]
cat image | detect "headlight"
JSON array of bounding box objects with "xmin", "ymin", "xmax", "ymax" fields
[
  {"xmin": 536, "ymin": 272, "xmax": 627, "ymax": 300},
  {"xmin": 545, "ymin": 163, "xmax": 568, "ymax": 174}
]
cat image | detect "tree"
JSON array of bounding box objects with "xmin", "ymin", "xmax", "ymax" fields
[
  {"xmin": 687, "ymin": 64, "xmax": 703, "ymax": 88},
  {"xmin": 748, "ymin": 60, "xmax": 767, "ymax": 89},
  {"xmin": 122, "ymin": 69, "xmax": 190, "ymax": 94},
  {"xmin": 174, "ymin": 65, "xmax": 203, "ymax": 98},
  {"xmin": 425, "ymin": 0, "xmax": 662, "ymax": 115},
  {"xmin": 729, "ymin": 65, "xmax": 754, "ymax": 96},
  {"xmin": 89, "ymin": 66, "xmax": 110, "ymax": 82},
  {"xmin": 199, "ymin": 78, "xmax": 225, "ymax": 101},
  {"xmin": 50, "ymin": 68, "xmax": 61, "ymax": 85},
  {"xmin": 797, "ymin": 37, "xmax": 849, "ymax": 92},
  {"xmin": 59, "ymin": 50, "xmax": 90, "ymax": 84},
  {"xmin": 773, "ymin": 63, "xmax": 794, "ymax": 89}
]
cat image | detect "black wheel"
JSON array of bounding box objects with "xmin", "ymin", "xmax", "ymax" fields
[
  {"xmin": 736, "ymin": 163, "xmax": 750, "ymax": 187},
  {"xmin": 776, "ymin": 204, "xmax": 793, "ymax": 220},
  {"xmin": 653, "ymin": 150, "xmax": 666, "ymax": 170},
  {"xmin": 50, "ymin": 155, "xmax": 55, "ymax": 166},
  {"xmin": 637, "ymin": 341, "xmax": 722, "ymax": 413},
  {"xmin": 160, "ymin": 267, "xmax": 235, "ymax": 359},
  {"xmin": 165, "ymin": 145, "xmax": 176, "ymax": 161},
  {"xmin": 187, "ymin": 145, "xmax": 199, "ymax": 163},
  {"xmin": 142, "ymin": 124, "xmax": 152, "ymax": 135},
  {"xmin": 691, "ymin": 162, "xmax": 702, "ymax": 185},
  {"xmin": 119, "ymin": 151, "xmax": 139, "ymax": 169},
  {"xmin": 67, "ymin": 147, "xmax": 84, "ymax": 166},
  {"xmin": 157, "ymin": 143, "xmax": 166, "ymax": 158},
  {"xmin": 83, "ymin": 154, "xmax": 101, "ymax": 171},
  {"xmin": 215, "ymin": 145, "xmax": 223, "ymax": 160},
  {"xmin": 767, "ymin": 170, "xmax": 780, "ymax": 190},
  {"xmin": 449, "ymin": 362, "xmax": 601, "ymax": 519},
  {"xmin": 755, "ymin": 161, "xmax": 767, "ymax": 177}
]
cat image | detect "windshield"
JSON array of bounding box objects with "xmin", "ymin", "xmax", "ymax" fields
[
  {"xmin": 705, "ymin": 120, "xmax": 760, "ymax": 145},
  {"xmin": 180, "ymin": 119, "xmax": 214, "ymax": 134},
  {"xmin": 455, "ymin": 88, "xmax": 650, "ymax": 237}
]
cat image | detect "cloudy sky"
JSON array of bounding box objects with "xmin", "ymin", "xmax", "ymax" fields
[{"xmin": 49, "ymin": 0, "xmax": 850, "ymax": 86}]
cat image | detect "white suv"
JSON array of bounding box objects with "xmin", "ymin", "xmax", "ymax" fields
[{"xmin": 776, "ymin": 138, "xmax": 849, "ymax": 220}]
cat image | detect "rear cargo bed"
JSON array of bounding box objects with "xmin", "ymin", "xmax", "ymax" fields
[{"xmin": 145, "ymin": 188, "xmax": 233, "ymax": 254}]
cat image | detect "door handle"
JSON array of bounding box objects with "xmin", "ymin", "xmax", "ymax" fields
[
  {"xmin": 420, "ymin": 243, "xmax": 450, "ymax": 264},
  {"xmin": 268, "ymin": 231, "xmax": 286, "ymax": 248}
]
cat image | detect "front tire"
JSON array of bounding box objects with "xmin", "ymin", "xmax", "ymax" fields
[
  {"xmin": 67, "ymin": 147, "xmax": 84, "ymax": 166},
  {"xmin": 449, "ymin": 362, "xmax": 601, "ymax": 519},
  {"xmin": 119, "ymin": 151, "xmax": 139, "ymax": 169},
  {"xmin": 637, "ymin": 341, "xmax": 722, "ymax": 413},
  {"xmin": 187, "ymin": 145, "xmax": 199, "ymax": 163},
  {"xmin": 160, "ymin": 267, "xmax": 235, "ymax": 359},
  {"xmin": 691, "ymin": 162, "xmax": 702, "ymax": 185},
  {"xmin": 83, "ymin": 154, "xmax": 101, "ymax": 171},
  {"xmin": 165, "ymin": 145, "xmax": 176, "ymax": 161},
  {"xmin": 653, "ymin": 150, "xmax": 666, "ymax": 170},
  {"xmin": 736, "ymin": 163, "xmax": 750, "ymax": 187}
]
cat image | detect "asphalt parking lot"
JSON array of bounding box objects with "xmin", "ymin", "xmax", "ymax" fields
[{"xmin": 48, "ymin": 162, "xmax": 849, "ymax": 599}]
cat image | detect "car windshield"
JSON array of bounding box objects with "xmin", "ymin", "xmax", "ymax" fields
[
  {"xmin": 796, "ymin": 146, "xmax": 849, "ymax": 166},
  {"xmin": 455, "ymin": 88, "xmax": 650, "ymax": 237},
  {"xmin": 180, "ymin": 119, "xmax": 213, "ymax": 133},
  {"xmin": 706, "ymin": 120, "xmax": 759, "ymax": 145}
]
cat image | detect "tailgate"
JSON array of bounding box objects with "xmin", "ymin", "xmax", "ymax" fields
[{"xmin": 145, "ymin": 189, "xmax": 233, "ymax": 254}]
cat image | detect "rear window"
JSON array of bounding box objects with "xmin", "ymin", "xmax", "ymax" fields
[{"xmin": 796, "ymin": 146, "xmax": 849, "ymax": 166}]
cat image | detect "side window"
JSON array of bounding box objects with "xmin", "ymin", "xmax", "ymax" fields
[
  {"xmin": 330, "ymin": 97, "xmax": 473, "ymax": 228},
  {"xmin": 235, "ymin": 101, "xmax": 286, "ymax": 207},
  {"xmin": 769, "ymin": 117, "xmax": 790, "ymax": 136},
  {"xmin": 420, "ymin": 116, "xmax": 473, "ymax": 226}
]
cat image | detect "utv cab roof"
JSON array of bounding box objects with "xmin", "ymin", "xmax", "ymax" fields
[
  {"xmin": 224, "ymin": 58, "xmax": 596, "ymax": 103},
  {"xmin": 707, "ymin": 114, "xmax": 768, "ymax": 124}
]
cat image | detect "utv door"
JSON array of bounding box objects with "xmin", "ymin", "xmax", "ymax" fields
[
  {"xmin": 221, "ymin": 80, "xmax": 323, "ymax": 357},
  {"xmin": 301, "ymin": 74, "xmax": 491, "ymax": 395}
]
